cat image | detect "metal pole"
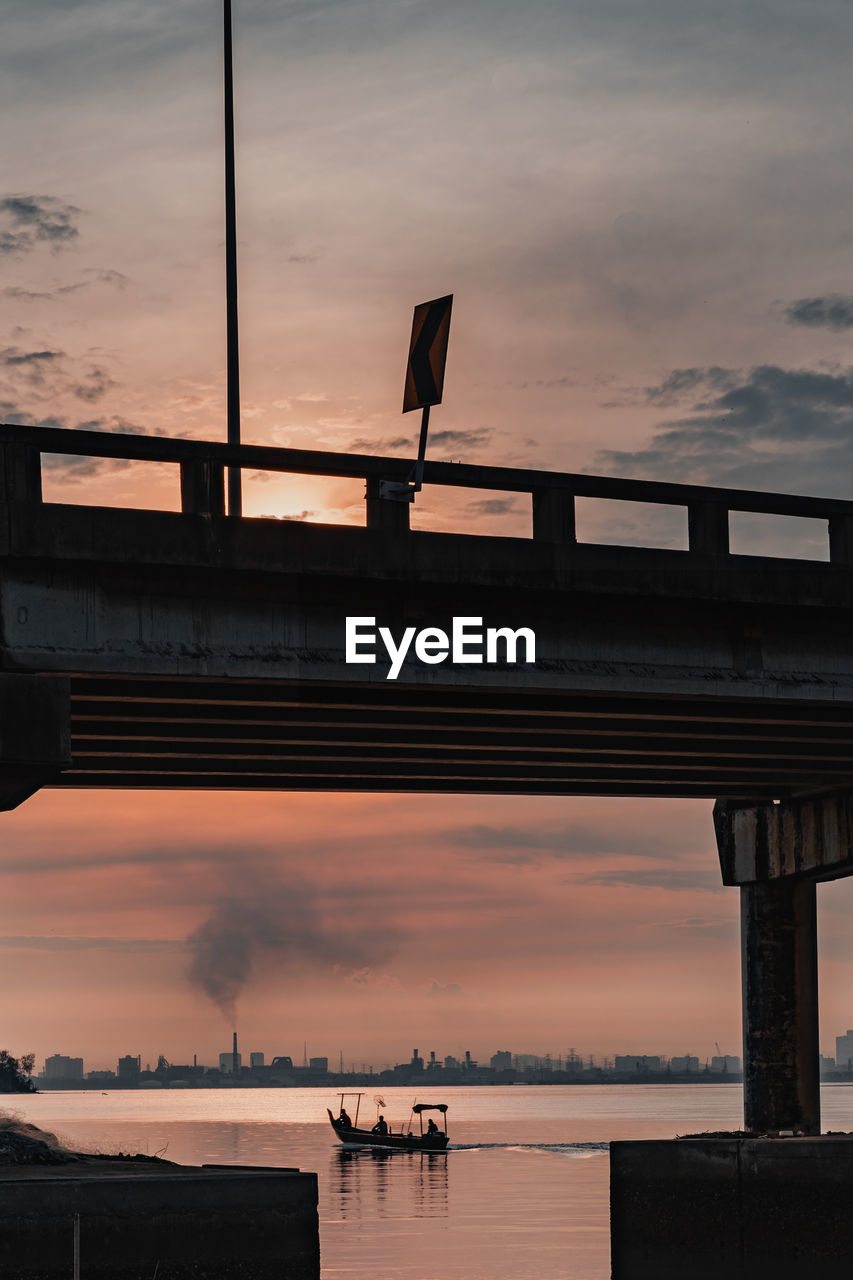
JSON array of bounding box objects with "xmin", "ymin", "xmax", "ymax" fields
[
  {"xmin": 412, "ymin": 404, "xmax": 430, "ymax": 491},
  {"xmin": 73, "ymin": 1213, "xmax": 80, "ymax": 1280},
  {"xmin": 224, "ymin": 0, "xmax": 242, "ymax": 516}
]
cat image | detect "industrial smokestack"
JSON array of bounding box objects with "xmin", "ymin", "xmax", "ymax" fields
[{"xmin": 233, "ymin": 1030, "xmax": 238, "ymax": 1077}]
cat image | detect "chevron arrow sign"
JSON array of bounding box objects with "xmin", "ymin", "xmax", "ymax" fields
[{"xmin": 402, "ymin": 294, "xmax": 453, "ymax": 413}]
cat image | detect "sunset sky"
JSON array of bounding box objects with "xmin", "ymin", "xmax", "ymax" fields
[{"xmin": 4, "ymin": 0, "xmax": 853, "ymax": 1073}]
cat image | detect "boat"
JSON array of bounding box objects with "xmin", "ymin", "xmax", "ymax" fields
[{"xmin": 327, "ymin": 1093, "xmax": 449, "ymax": 1151}]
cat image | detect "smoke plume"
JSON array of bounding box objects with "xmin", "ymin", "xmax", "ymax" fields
[{"xmin": 186, "ymin": 874, "xmax": 398, "ymax": 1022}]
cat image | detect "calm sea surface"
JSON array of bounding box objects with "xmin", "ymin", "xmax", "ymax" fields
[{"xmin": 10, "ymin": 1084, "xmax": 853, "ymax": 1279}]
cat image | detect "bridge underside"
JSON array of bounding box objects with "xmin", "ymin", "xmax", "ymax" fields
[
  {"xmin": 58, "ymin": 675, "xmax": 853, "ymax": 798},
  {"xmin": 5, "ymin": 437, "xmax": 853, "ymax": 800}
]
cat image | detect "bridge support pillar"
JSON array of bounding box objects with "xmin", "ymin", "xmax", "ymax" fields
[
  {"xmin": 712, "ymin": 793, "xmax": 853, "ymax": 1135},
  {"xmin": 740, "ymin": 876, "xmax": 819, "ymax": 1134},
  {"xmin": 0, "ymin": 674, "xmax": 71, "ymax": 811},
  {"xmin": 365, "ymin": 477, "xmax": 410, "ymax": 535}
]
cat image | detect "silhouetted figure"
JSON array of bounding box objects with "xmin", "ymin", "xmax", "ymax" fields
[
  {"xmin": 338, "ymin": 1107, "xmax": 352, "ymax": 1129},
  {"xmin": 426, "ymin": 1117, "xmax": 439, "ymax": 1135},
  {"xmin": 372, "ymin": 1115, "xmax": 388, "ymax": 1135}
]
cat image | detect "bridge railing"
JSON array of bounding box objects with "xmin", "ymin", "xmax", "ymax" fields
[{"xmin": 2, "ymin": 422, "xmax": 853, "ymax": 561}]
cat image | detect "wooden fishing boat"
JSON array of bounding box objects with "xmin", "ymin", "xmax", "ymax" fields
[{"xmin": 327, "ymin": 1093, "xmax": 449, "ymax": 1151}]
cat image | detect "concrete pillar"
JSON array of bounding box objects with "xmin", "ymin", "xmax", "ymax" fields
[
  {"xmin": 180, "ymin": 459, "xmax": 225, "ymax": 516},
  {"xmin": 532, "ymin": 488, "xmax": 576, "ymax": 544},
  {"xmin": 365, "ymin": 477, "xmax": 410, "ymax": 535},
  {"xmin": 740, "ymin": 876, "xmax": 819, "ymax": 1134},
  {"xmin": 0, "ymin": 674, "xmax": 71, "ymax": 811},
  {"xmin": 687, "ymin": 500, "xmax": 729, "ymax": 554}
]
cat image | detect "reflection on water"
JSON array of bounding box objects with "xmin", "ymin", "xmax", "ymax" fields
[
  {"xmin": 15, "ymin": 1084, "xmax": 853, "ymax": 1278},
  {"xmin": 332, "ymin": 1147, "xmax": 449, "ymax": 1219},
  {"xmin": 198, "ymin": 1119, "xmax": 242, "ymax": 1165}
]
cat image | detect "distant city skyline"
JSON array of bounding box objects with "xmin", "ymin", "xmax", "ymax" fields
[
  {"xmin": 50, "ymin": 1026, "xmax": 853, "ymax": 1078},
  {"xmin": 37, "ymin": 1041, "xmax": 749, "ymax": 1083},
  {"xmin": 41, "ymin": 1024, "xmax": 853, "ymax": 1081}
]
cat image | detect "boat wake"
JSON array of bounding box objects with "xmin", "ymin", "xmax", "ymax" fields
[{"xmin": 448, "ymin": 1142, "xmax": 608, "ymax": 1157}]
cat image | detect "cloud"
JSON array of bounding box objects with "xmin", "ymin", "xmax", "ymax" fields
[
  {"xmin": 344, "ymin": 968, "xmax": 402, "ymax": 991},
  {"xmin": 0, "ymin": 341, "xmax": 128, "ymax": 478},
  {"xmin": 284, "ymin": 510, "xmax": 320, "ymax": 521},
  {"xmin": 643, "ymin": 366, "xmax": 735, "ymax": 406},
  {"xmin": 2, "ymin": 268, "xmax": 129, "ymax": 303},
  {"xmin": 429, "ymin": 428, "xmax": 493, "ymax": 450},
  {"xmin": 3, "ymin": 287, "xmax": 64, "ymax": 302},
  {"xmin": 596, "ymin": 363, "xmax": 853, "ymax": 494},
  {"xmin": 428, "ymin": 980, "xmax": 463, "ymax": 997},
  {"xmin": 40, "ymin": 448, "xmax": 130, "ymax": 479},
  {"xmin": 452, "ymin": 822, "xmax": 694, "ymax": 863},
  {"xmin": 0, "ymin": 347, "xmax": 64, "ymax": 383},
  {"xmin": 468, "ymin": 497, "xmax": 518, "ymax": 516},
  {"xmin": 0, "ymin": 414, "xmax": 135, "ymax": 482},
  {"xmin": 0, "ymin": 840, "xmax": 280, "ymax": 879},
  {"xmin": 645, "ymin": 916, "xmax": 735, "ymax": 937},
  {"xmin": 85, "ymin": 268, "xmax": 129, "ymax": 290},
  {"xmin": 349, "ymin": 435, "xmax": 410, "ymax": 452},
  {"xmin": 577, "ymin": 868, "xmax": 723, "ymax": 892},
  {"xmin": 73, "ymin": 367, "xmax": 116, "ymax": 403},
  {"xmin": 0, "ymin": 935, "xmax": 186, "ymax": 953},
  {"xmin": 513, "ymin": 375, "xmax": 578, "ymax": 390},
  {"xmin": 784, "ymin": 295, "xmax": 853, "ymax": 332},
  {"xmin": 0, "ymin": 196, "xmax": 81, "ymax": 256},
  {"xmin": 256, "ymin": 510, "xmax": 321, "ymax": 521},
  {"xmin": 349, "ymin": 427, "xmax": 493, "ymax": 454}
]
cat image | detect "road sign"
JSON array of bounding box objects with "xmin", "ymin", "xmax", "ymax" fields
[{"xmin": 403, "ymin": 294, "xmax": 453, "ymax": 413}]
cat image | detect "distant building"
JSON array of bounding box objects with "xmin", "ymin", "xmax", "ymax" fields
[
  {"xmin": 249, "ymin": 1052, "xmax": 264, "ymax": 1069},
  {"xmin": 87, "ymin": 1069, "xmax": 116, "ymax": 1081},
  {"xmin": 491, "ymin": 1050, "xmax": 512, "ymax": 1071},
  {"xmin": 44, "ymin": 1054, "xmax": 83, "ymax": 1080},
  {"xmin": 669, "ymin": 1055, "xmax": 699, "ymax": 1074},
  {"xmin": 444, "ymin": 1055, "xmax": 459, "ymax": 1070},
  {"xmin": 710, "ymin": 1055, "xmax": 741, "ymax": 1073},
  {"xmin": 309, "ymin": 1057, "xmax": 328, "ymax": 1072},
  {"xmin": 836, "ymin": 1031, "xmax": 853, "ymax": 1070},
  {"xmin": 219, "ymin": 1051, "xmax": 242, "ymax": 1074},
  {"xmin": 117, "ymin": 1055, "xmax": 141, "ymax": 1082},
  {"xmin": 614, "ymin": 1055, "xmax": 661, "ymax": 1073},
  {"xmin": 410, "ymin": 1049, "xmax": 424, "ymax": 1072}
]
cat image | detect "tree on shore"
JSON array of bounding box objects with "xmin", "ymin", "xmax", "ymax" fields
[{"xmin": 0, "ymin": 1050, "xmax": 37, "ymax": 1093}]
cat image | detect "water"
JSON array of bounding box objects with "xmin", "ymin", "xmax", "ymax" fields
[{"xmin": 9, "ymin": 1084, "xmax": 853, "ymax": 1279}]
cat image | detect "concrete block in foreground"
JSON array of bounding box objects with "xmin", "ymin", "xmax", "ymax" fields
[
  {"xmin": 0, "ymin": 1161, "xmax": 319, "ymax": 1280},
  {"xmin": 611, "ymin": 1136, "xmax": 853, "ymax": 1279}
]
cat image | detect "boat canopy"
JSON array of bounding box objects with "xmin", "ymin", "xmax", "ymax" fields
[{"xmin": 412, "ymin": 1103, "xmax": 448, "ymax": 1113}]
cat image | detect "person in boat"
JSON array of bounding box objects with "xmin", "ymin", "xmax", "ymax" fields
[
  {"xmin": 426, "ymin": 1117, "xmax": 439, "ymax": 1135},
  {"xmin": 371, "ymin": 1115, "xmax": 388, "ymax": 1135},
  {"xmin": 338, "ymin": 1107, "xmax": 352, "ymax": 1129}
]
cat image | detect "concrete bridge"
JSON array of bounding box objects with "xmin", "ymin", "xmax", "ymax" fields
[{"xmin": 3, "ymin": 421, "xmax": 853, "ymax": 1136}]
